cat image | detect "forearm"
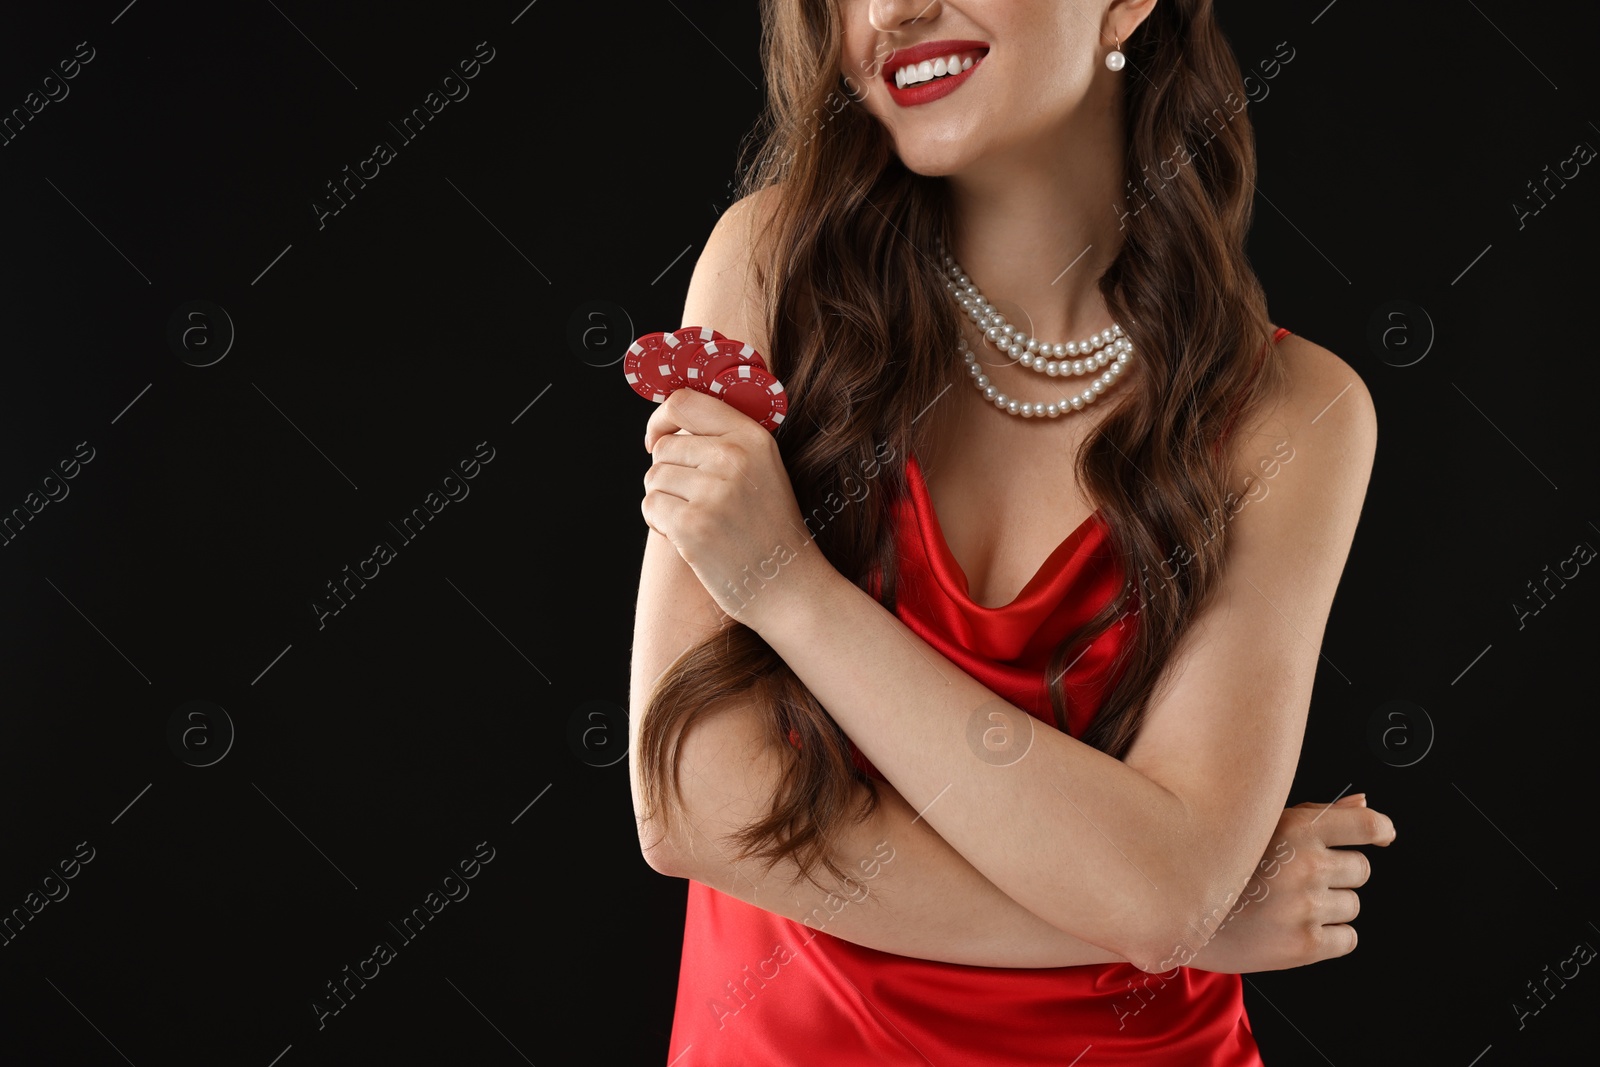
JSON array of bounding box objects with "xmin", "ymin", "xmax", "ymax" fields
[
  {"xmin": 744, "ymin": 554, "xmax": 1214, "ymax": 969},
  {"xmin": 653, "ymin": 694, "xmax": 1129, "ymax": 968}
]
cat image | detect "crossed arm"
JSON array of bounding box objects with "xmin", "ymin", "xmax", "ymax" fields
[
  {"xmin": 631, "ymin": 523, "xmax": 1129, "ymax": 968},
  {"xmin": 627, "ymin": 193, "xmax": 1382, "ymax": 974}
]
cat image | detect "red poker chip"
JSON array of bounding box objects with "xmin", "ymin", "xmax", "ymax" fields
[
  {"xmin": 680, "ymin": 339, "xmax": 767, "ymax": 392},
  {"xmin": 623, "ymin": 332, "xmax": 677, "ymax": 402},
  {"xmin": 661, "ymin": 334, "xmax": 711, "ymax": 389},
  {"xmin": 708, "ymin": 363, "xmax": 788, "ymax": 430},
  {"xmin": 721, "ymin": 340, "xmax": 768, "ymax": 373},
  {"xmin": 667, "ymin": 325, "xmax": 726, "ymax": 345}
]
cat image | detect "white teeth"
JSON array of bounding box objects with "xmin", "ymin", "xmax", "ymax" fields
[{"xmin": 894, "ymin": 51, "xmax": 980, "ymax": 87}]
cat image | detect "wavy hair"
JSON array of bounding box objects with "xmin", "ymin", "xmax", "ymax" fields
[{"xmin": 637, "ymin": 0, "xmax": 1288, "ymax": 888}]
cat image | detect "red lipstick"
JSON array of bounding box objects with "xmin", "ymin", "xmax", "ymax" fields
[{"xmin": 881, "ymin": 40, "xmax": 989, "ymax": 108}]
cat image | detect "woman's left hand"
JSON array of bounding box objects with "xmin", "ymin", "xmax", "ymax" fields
[
  {"xmin": 641, "ymin": 387, "xmax": 822, "ymax": 632},
  {"xmin": 1180, "ymin": 792, "xmax": 1395, "ymax": 974}
]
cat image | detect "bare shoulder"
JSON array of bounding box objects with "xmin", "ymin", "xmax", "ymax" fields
[
  {"xmin": 681, "ymin": 184, "xmax": 786, "ymax": 373},
  {"xmin": 1222, "ymin": 328, "xmax": 1378, "ymax": 565},
  {"xmin": 1264, "ymin": 328, "xmax": 1376, "ymax": 457}
]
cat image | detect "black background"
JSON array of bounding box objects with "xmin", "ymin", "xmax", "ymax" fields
[{"xmin": 1, "ymin": 1, "xmax": 1596, "ymax": 1064}]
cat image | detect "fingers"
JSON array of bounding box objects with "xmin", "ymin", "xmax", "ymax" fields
[
  {"xmin": 648, "ymin": 430, "xmax": 724, "ymax": 468},
  {"xmin": 1301, "ymin": 911, "xmax": 1362, "ymax": 963},
  {"xmin": 1289, "ymin": 792, "xmax": 1365, "ymax": 816},
  {"xmin": 1312, "ymin": 805, "xmax": 1397, "ymax": 849},
  {"xmin": 1318, "ymin": 887, "xmax": 1361, "ymax": 926},
  {"xmin": 640, "ymin": 484, "xmax": 688, "ymax": 535},
  {"xmin": 1317, "ymin": 922, "xmax": 1358, "ymax": 961},
  {"xmin": 1323, "ymin": 847, "xmax": 1372, "ymax": 889},
  {"xmin": 642, "ymin": 461, "xmax": 700, "ymax": 503},
  {"xmin": 643, "ymin": 387, "xmax": 743, "ymax": 452}
]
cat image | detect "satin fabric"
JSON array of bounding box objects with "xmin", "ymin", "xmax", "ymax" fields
[{"xmin": 664, "ymin": 329, "xmax": 1291, "ymax": 1065}]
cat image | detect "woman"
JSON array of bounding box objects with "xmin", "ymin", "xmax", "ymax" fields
[{"xmin": 630, "ymin": 0, "xmax": 1393, "ymax": 1062}]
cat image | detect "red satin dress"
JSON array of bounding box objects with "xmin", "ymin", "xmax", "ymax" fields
[{"xmin": 665, "ymin": 328, "xmax": 1291, "ymax": 1065}]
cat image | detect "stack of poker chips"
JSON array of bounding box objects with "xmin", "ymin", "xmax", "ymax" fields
[{"xmin": 623, "ymin": 326, "xmax": 788, "ymax": 431}]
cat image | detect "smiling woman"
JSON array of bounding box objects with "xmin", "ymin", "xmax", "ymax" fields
[{"xmin": 630, "ymin": 1, "xmax": 1388, "ymax": 1064}]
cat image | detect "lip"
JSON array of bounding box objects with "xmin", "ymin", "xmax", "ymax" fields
[{"xmin": 881, "ymin": 40, "xmax": 989, "ymax": 108}]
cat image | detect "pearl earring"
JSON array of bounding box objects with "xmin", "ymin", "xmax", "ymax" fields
[{"xmin": 1106, "ymin": 34, "xmax": 1125, "ymax": 72}]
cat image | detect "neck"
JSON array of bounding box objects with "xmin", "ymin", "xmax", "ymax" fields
[{"xmin": 944, "ymin": 114, "xmax": 1127, "ymax": 342}]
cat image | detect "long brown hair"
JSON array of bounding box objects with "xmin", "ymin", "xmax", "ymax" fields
[{"xmin": 637, "ymin": 0, "xmax": 1288, "ymax": 888}]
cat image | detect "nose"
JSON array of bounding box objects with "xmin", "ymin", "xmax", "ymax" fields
[{"xmin": 868, "ymin": 0, "xmax": 941, "ymax": 32}]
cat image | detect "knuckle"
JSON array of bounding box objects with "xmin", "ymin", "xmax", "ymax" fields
[
  {"xmin": 1360, "ymin": 808, "xmax": 1388, "ymax": 840},
  {"xmin": 1285, "ymin": 862, "xmax": 1315, "ymax": 892}
]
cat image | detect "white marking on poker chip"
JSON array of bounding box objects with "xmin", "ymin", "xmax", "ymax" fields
[
  {"xmin": 771, "ymin": 412, "xmax": 785, "ymax": 424},
  {"xmin": 627, "ymin": 341, "xmax": 644, "ymax": 355},
  {"xmin": 625, "ymin": 372, "xmax": 641, "ymax": 384},
  {"xmin": 733, "ymin": 365, "xmax": 754, "ymax": 378},
  {"xmin": 766, "ymin": 382, "xmax": 783, "ymax": 395},
  {"xmin": 735, "ymin": 343, "xmax": 757, "ymax": 358},
  {"xmin": 657, "ymin": 363, "xmax": 672, "ymax": 376},
  {"xmin": 663, "ymin": 332, "xmax": 683, "ymax": 348}
]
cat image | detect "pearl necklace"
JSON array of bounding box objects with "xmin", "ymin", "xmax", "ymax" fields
[{"xmin": 943, "ymin": 252, "xmax": 1134, "ymax": 419}]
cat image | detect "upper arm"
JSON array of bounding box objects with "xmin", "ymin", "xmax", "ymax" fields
[
  {"xmin": 627, "ymin": 187, "xmax": 783, "ymax": 870},
  {"xmin": 676, "ymin": 185, "xmax": 781, "ymax": 374},
  {"xmin": 1119, "ymin": 336, "xmax": 1378, "ymax": 913}
]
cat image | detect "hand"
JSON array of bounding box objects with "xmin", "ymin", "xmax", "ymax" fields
[
  {"xmin": 641, "ymin": 387, "xmax": 825, "ymax": 632},
  {"xmin": 1177, "ymin": 793, "xmax": 1397, "ymax": 974}
]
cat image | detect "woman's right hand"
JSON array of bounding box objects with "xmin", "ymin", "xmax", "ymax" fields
[{"xmin": 1180, "ymin": 793, "xmax": 1396, "ymax": 974}]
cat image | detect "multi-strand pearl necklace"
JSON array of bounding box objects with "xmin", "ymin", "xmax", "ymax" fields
[{"xmin": 943, "ymin": 252, "xmax": 1134, "ymax": 419}]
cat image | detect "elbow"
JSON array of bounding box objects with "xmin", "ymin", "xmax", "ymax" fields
[
  {"xmin": 1048, "ymin": 898, "xmax": 1197, "ymax": 975},
  {"xmin": 640, "ymin": 838, "xmax": 690, "ymax": 880},
  {"xmin": 634, "ymin": 794, "xmax": 711, "ymax": 882},
  {"xmin": 631, "ymin": 782, "xmax": 691, "ymax": 879},
  {"xmin": 1093, "ymin": 880, "xmax": 1219, "ymax": 974},
  {"xmin": 1124, "ymin": 925, "xmax": 1200, "ymax": 975},
  {"xmin": 1128, "ymin": 879, "xmax": 1251, "ymax": 974},
  {"xmin": 634, "ymin": 808, "xmax": 697, "ymax": 880},
  {"xmin": 1105, "ymin": 909, "xmax": 1190, "ymax": 975}
]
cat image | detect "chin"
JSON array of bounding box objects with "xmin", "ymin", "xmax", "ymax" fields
[{"xmin": 891, "ymin": 140, "xmax": 973, "ymax": 178}]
